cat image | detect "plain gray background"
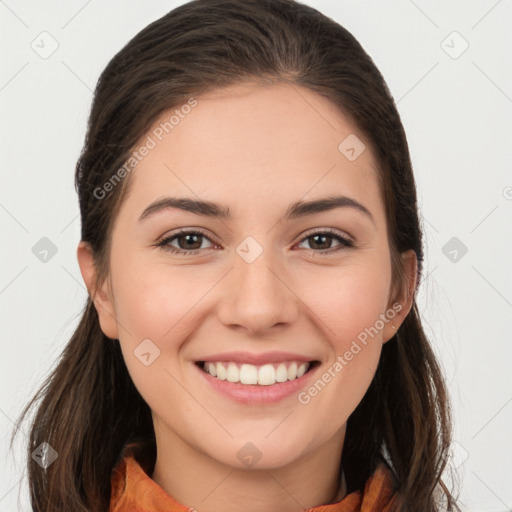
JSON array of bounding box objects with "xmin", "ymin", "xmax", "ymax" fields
[{"xmin": 1, "ymin": 1, "xmax": 511, "ymax": 511}]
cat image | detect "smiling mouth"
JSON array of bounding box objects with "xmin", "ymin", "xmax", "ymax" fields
[{"xmin": 195, "ymin": 360, "xmax": 320, "ymax": 386}]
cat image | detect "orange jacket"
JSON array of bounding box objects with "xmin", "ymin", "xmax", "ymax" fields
[{"xmin": 110, "ymin": 443, "xmax": 398, "ymax": 512}]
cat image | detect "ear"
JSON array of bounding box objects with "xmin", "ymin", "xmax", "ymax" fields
[
  {"xmin": 76, "ymin": 241, "xmax": 119, "ymax": 340},
  {"xmin": 382, "ymin": 249, "xmax": 418, "ymax": 343}
]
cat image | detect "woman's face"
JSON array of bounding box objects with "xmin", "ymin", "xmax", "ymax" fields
[{"xmin": 79, "ymin": 82, "xmax": 415, "ymax": 470}]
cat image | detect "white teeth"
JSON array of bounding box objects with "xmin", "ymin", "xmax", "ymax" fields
[
  {"xmin": 240, "ymin": 364, "xmax": 258, "ymax": 384},
  {"xmin": 258, "ymin": 364, "xmax": 275, "ymax": 386},
  {"xmin": 207, "ymin": 362, "xmax": 217, "ymax": 377},
  {"xmin": 201, "ymin": 361, "xmax": 312, "ymax": 385},
  {"xmin": 275, "ymin": 363, "xmax": 288, "ymax": 383},
  {"xmin": 226, "ymin": 362, "xmax": 239, "ymax": 382},
  {"xmin": 287, "ymin": 362, "xmax": 297, "ymax": 380},
  {"xmin": 296, "ymin": 363, "xmax": 307, "ymax": 378},
  {"xmin": 216, "ymin": 362, "xmax": 227, "ymax": 380}
]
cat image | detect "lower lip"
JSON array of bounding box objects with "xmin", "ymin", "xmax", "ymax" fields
[{"xmin": 194, "ymin": 362, "xmax": 319, "ymax": 404}]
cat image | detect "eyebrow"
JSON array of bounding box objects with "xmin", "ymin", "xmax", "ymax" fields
[{"xmin": 138, "ymin": 195, "xmax": 375, "ymax": 225}]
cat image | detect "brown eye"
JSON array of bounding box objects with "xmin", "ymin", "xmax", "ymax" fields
[
  {"xmin": 157, "ymin": 230, "xmax": 216, "ymax": 254},
  {"xmin": 174, "ymin": 233, "xmax": 203, "ymax": 251},
  {"xmin": 297, "ymin": 230, "xmax": 353, "ymax": 253}
]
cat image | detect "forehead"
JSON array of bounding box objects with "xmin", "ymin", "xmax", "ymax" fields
[{"xmin": 120, "ymin": 82, "xmax": 384, "ymax": 224}]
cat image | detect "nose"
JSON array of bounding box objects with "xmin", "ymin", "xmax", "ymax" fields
[{"xmin": 217, "ymin": 245, "xmax": 299, "ymax": 335}]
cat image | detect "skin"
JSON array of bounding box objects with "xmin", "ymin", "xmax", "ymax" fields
[{"xmin": 78, "ymin": 81, "xmax": 417, "ymax": 512}]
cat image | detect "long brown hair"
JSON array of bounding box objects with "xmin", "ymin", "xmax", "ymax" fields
[{"xmin": 11, "ymin": 1, "xmax": 461, "ymax": 510}]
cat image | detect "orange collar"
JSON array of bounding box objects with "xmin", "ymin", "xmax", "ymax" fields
[{"xmin": 110, "ymin": 443, "xmax": 398, "ymax": 512}]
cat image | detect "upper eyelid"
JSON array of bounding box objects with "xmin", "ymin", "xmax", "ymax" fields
[
  {"xmin": 161, "ymin": 228, "xmax": 219, "ymax": 245},
  {"xmin": 300, "ymin": 227, "xmax": 353, "ymax": 242}
]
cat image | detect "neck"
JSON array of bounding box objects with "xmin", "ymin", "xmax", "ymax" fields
[
  {"xmin": 151, "ymin": 423, "xmax": 347, "ymax": 512},
  {"xmin": 330, "ymin": 466, "xmax": 347, "ymax": 503}
]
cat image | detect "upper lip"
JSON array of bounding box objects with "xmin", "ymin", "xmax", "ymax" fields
[{"xmin": 196, "ymin": 351, "xmax": 318, "ymax": 366}]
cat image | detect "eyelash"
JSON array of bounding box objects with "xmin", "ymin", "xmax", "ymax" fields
[{"xmin": 155, "ymin": 228, "xmax": 354, "ymax": 255}]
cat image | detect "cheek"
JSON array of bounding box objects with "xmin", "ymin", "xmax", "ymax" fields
[
  {"xmin": 111, "ymin": 257, "xmax": 205, "ymax": 341},
  {"xmin": 301, "ymin": 263, "xmax": 391, "ymax": 351},
  {"xmin": 292, "ymin": 263, "xmax": 390, "ymax": 409},
  {"xmin": 110, "ymin": 260, "xmax": 214, "ymax": 404},
  {"xmin": 111, "ymin": 263, "xmax": 197, "ymax": 417},
  {"xmin": 294, "ymin": 270, "xmax": 388, "ymax": 431}
]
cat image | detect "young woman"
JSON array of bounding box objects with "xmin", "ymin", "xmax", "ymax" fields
[{"xmin": 12, "ymin": 0, "xmax": 461, "ymax": 510}]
